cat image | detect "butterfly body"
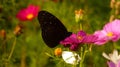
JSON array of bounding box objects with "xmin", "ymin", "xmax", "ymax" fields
[{"xmin": 38, "ymin": 11, "xmax": 72, "ymax": 48}]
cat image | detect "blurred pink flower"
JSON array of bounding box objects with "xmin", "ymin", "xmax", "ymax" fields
[
  {"xmin": 107, "ymin": 61, "xmax": 120, "ymax": 67},
  {"xmin": 107, "ymin": 61, "xmax": 116, "ymax": 67},
  {"xmin": 16, "ymin": 5, "xmax": 39, "ymax": 21},
  {"xmin": 94, "ymin": 19, "xmax": 120, "ymax": 45},
  {"xmin": 103, "ymin": 50, "xmax": 120, "ymax": 67}
]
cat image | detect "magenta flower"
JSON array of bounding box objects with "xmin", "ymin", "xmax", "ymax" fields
[
  {"xmin": 77, "ymin": 31, "xmax": 98, "ymax": 44},
  {"xmin": 60, "ymin": 33, "xmax": 79, "ymax": 50},
  {"xmin": 81, "ymin": 34, "xmax": 98, "ymax": 44},
  {"xmin": 60, "ymin": 30, "xmax": 97, "ymax": 50},
  {"xmin": 70, "ymin": 44, "xmax": 79, "ymax": 51},
  {"xmin": 16, "ymin": 5, "xmax": 39, "ymax": 21},
  {"xmin": 77, "ymin": 30, "xmax": 86, "ymax": 42},
  {"xmin": 60, "ymin": 33, "xmax": 79, "ymax": 46},
  {"xmin": 60, "ymin": 31, "xmax": 86, "ymax": 51},
  {"xmin": 94, "ymin": 19, "xmax": 120, "ymax": 45}
]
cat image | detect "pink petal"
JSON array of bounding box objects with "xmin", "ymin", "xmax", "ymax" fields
[
  {"xmin": 16, "ymin": 5, "xmax": 39, "ymax": 21},
  {"xmin": 117, "ymin": 60, "xmax": 120, "ymax": 67},
  {"xmin": 94, "ymin": 30, "xmax": 108, "ymax": 45},
  {"xmin": 82, "ymin": 35, "xmax": 98, "ymax": 43},
  {"xmin": 107, "ymin": 61, "xmax": 116, "ymax": 67}
]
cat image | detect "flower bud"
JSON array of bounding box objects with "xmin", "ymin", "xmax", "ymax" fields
[
  {"xmin": 110, "ymin": 0, "xmax": 116, "ymax": 8},
  {"xmin": 115, "ymin": 10, "xmax": 120, "ymax": 15},
  {"xmin": 13, "ymin": 25, "xmax": 23, "ymax": 36},
  {"xmin": 54, "ymin": 48, "xmax": 62, "ymax": 56},
  {"xmin": 115, "ymin": 1, "xmax": 120, "ymax": 9},
  {"xmin": 109, "ymin": 15, "xmax": 115, "ymax": 22},
  {"xmin": 0, "ymin": 29, "xmax": 6, "ymax": 39},
  {"xmin": 75, "ymin": 9, "xmax": 84, "ymax": 23}
]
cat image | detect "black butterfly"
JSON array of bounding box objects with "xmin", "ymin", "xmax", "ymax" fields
[{"xmin": 38, "ymin": 11, "xmax": 72, "ymax": 48}]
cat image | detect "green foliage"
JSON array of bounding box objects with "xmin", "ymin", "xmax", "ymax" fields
[{"xmin": 1, "ymin": 0, "xmax": 119, "ymax": 67}]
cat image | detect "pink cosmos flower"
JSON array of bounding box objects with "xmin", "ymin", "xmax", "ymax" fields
[
  {"xmin": 60, "ymin": 30, "xmax": 97, "ymax": 50},
  {"xmin": 60, "ymin": 31, "xmax": 86, "ymax": 51},
  {"xmin": 16, "ymin": 5, "xmax": 39, "ymax": 21},
  {"xmin": 94, "ymin": 19, "xmax": 120, "ymax": 45},
  {"xmin": 60, "ymin": 30, "xmax": 98, "ymax": 50},
  {"xmin": 60, "ymin": 30, "xmax": 93, "ymax": 50}
]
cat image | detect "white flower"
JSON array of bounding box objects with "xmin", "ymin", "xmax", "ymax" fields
[
  {"xmin": 62, "ymin": 51, "xmax": 81, "ymax": 65},
  {"xmin": 102, "ymin": 49, "xmax": 120, "ymax": 64}
]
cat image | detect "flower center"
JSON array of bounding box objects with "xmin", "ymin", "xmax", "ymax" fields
[
  {"xmin": 107, "ymin": 32, "xmax": 113, "ymax": 37},
  {"xmin": 77, "ymin": 36, "xmax": 82, "ymax": 40},
  {"xmin": 27, "ymin": 14, "xmax": 34, "ymax": 20}
]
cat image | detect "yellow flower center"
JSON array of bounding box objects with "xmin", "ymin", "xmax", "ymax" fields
[
  {"xmin": 27, "ymin": 14, "xmax": 34, "ymax": 20},
  {"xmin": 107, "ymin": 32, "xmax": 113, "ymax": 37}
]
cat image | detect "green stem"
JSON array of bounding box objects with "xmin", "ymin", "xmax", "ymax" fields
[
  {"xmin": 89, "ymin": 44, "xmax": 93, "ymax": 52},
  {"xmin": 113, "ymin": 42, "xmax": 117, "ymax": 49},
  {"xmin": 7, "ymin": 37, "xmax": 16, "ymax": 61},
  {"xmin": 80, "ymin": 47, "xmax": 83, "ymax": 67},
  {"xmin": 11, "ymin": 0, "xmax": 15, "ymax": 6},
  {"xmin": 79, "ymin": 45, "xmax": 89, "ymax": 67},
  {"xmin": 80, "ymin": 50, "xmax": 87, "ymax": 67},
  {"xmin": 79, "ymin": 23, "xmax": 82, "ymax": 30}
]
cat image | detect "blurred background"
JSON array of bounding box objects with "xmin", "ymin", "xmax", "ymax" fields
[{"xmin": 1, "ymin": 0, "xmax": 120, "ymax": 67}]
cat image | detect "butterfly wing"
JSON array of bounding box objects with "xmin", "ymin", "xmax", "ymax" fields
[{"xmin": 38, "ymin": 11, "xmax": 72, "ymax": 48}]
